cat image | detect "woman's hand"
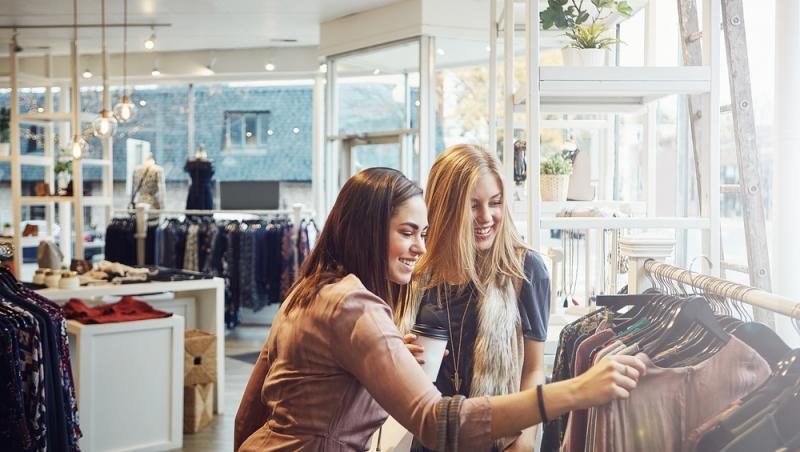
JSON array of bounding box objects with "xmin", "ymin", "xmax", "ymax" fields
[
  {"xmin": 403, "ymin": 334, "xmax": 448, "ymax": 366},
  {"xmin": 571, "ymin": 354, "xmax": 647, "ymax": 409},
  {"xmin": 403, "ymin": 334, "xmax": 426, "ymax": 365}
]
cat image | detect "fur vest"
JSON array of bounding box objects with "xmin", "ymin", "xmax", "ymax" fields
[{"xmin": 398, "ymin": 277, "xmax": 525, "ymax": 449}]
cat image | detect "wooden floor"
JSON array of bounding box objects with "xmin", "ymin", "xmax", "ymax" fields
[{"xmin": 180, "ymin": 325, "xmax": 270, "ymax": 452}]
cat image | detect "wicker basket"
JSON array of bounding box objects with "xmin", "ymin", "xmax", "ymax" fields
[
  {"xmin": 540, "ymin": 174, "xmax": 571, "ymax": 201},
  {"xmin": 184, "ymin": 330, "xmax": 217, "ymax": 386},
  {"xmin": 184, "ymin": 382, "xmax": 214, "ymax": 433}
]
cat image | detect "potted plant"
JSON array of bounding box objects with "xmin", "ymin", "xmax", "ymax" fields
[
  {"xmin": 540, "ymin": 152, "xmax": 573, "ymax": 201},
  {"xmin": 2, "ymin": 223, "xmax": 11, "ymax": 237},
  {"xmin": 540, "ymin": 0, "xmax": 633, "ymax": 67},
  {"xmin": 0, "ymin": 107, "xmax": 10, "ymax": 156},
  {"xmin": 55, "ymin": 149, "xmax": 73, "ymax": 196}
]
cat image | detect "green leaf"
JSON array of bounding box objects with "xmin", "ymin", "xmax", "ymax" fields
[
  {"xmin": 554, "ymin": 13, "xmax": 569, "ymax": 29},
  {"xmin": 576, "ymin": 11, "xmax": 590, "ymax": 24},
  {"xmin": 540, "ymin": 10, "xmax": 555, "ymax": 29},
  {"xmin": 616, "ymin": 2, "xmax": 633, "ymax": 17}
]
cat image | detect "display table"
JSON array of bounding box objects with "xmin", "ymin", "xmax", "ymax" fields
[
  {"xmin": 67, "ymin": 316, "xmax": 184, "ymax": 452},
  {"xmin": 37, "ymin": 277, "xmax": 227, "ymax": 413}
]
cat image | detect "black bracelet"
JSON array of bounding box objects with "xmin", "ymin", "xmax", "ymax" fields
[{"xmin": 536, "ymin": 384, "xmax": 549, "ymax": 423}]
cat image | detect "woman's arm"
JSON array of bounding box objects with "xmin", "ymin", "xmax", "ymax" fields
[
  {"xmin": 234, "ymin": 339, "xmax": 273, "ymax": 450},
  {"xmin": 490, "ymin": 354, "xmax": 645, "ymax": 438},
  {"xmin": 330, "ymin": 290, "xmax": 645, "ymax": 449},
  {"xmin": 507, "ymin": 339, "xmax": 546, "ymax": 451}
]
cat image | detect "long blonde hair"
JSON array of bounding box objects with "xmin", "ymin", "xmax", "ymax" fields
[{"xmin": 396, "ymin": 144, "xmax": 528, "ymax": 328}]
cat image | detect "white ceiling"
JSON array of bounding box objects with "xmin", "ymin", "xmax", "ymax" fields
[{"xmin": 0, "ymin": 0, "xmax": 400, "ymax": 56}]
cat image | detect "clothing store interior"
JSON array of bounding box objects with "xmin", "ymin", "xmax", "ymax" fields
[{"xmin": 1, "ymin": 0, "xmax": 799, "ymax": 451}]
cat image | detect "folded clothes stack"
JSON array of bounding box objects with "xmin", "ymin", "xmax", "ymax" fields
[{"xmin": 63, "ymin": 296, "xmax": 173, "ymax": 324}]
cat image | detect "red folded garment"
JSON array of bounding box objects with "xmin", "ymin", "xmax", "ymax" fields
[{"xmin": 63, "ymin": 296, "xmax": 172, "ymax": 324}]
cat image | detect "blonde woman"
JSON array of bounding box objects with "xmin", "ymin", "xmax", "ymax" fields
[{"xmin": 397, "ymin": 144, "xmax": 550, "ymax": 452}]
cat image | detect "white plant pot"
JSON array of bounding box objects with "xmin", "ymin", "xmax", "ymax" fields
[
  {"xmin": 561, "ymin": 47, "xmax": 608, "ymax": 67},
  {"xmin": 0, "ymin": 142, "xmax": 9, "ymax": 156}
]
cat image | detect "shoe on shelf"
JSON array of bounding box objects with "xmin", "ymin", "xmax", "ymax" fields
[{"xmin": 22, "ymin": 224, "xmax": 39, "ymax": 237}]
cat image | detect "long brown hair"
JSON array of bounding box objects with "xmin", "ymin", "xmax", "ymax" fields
[
  {"xmin": 283, "ymin": 167, "xmax": 423, "ymax": 313},
  {"xmin": 396, "ymin": 144, "xmax": 528, "ymax": 330}
]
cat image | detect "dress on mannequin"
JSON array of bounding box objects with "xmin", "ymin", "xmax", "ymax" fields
[
  {"xmin": 185, "ymin": 145, "xmax": 215, "ymax": 210},
  {"xmin": 131, "ymin": 152, "xmax": 167, "ymax": 209}
]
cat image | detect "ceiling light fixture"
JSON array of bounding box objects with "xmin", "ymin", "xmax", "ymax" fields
[
  {"xmin": 82, "ymin": 68, "xmax": 92, "ymax": 78},
  {"xmin": 319, "ymin": 63, "xmax": 328, "ymax": 73},
  {"xmin": 113, "ymin": 0, "xmax": 136, "ymax": 122},
  {"xmin": 292, "ymin": 127, "xmax": 300, "ymax": 134},
  {"xmin": 91, "ymin": 0, "xmax": 117, "ymax": 138},
  {"xmin": 151, "ymin": 67, "xmax": 161, "ymax": 76},
  {"xmin": 70, "ymin": 0, "xmax": 87, "ymax": 158},
  {"xmin": 265, "ymin": 62, "xmax": 276, "ymax": 71},
  {"xmin": 373, "ymin": 68, "xmax": 381, "ymax": 75},
  {"xmin": 144, "ymin": 26, "xmax": 156, "ymax": 50},
  {"xmin": 437, "ymin": 48, "xmax": 445, "ymax": 56},
  {"xmin": 139, "ymin": 100, "xmax": 147, "ymax": 106}
]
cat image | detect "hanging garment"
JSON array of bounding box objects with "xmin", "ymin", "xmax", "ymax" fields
[
  {"xmin": 183, "ymin": 223, "xmax": 200, "ymax": 272},
  {"xmin": 587, "ymin": 337, "xmax": 769, "ymax": 452},
  {"xmin": 0, "ymin": 269, "xmax": 81, "ymax": 451},
  {"xmin": 104, "ymin": 217, "xmax": 137, "ymax": 266},
  {"xmin": 184, "ymin": 159, "xmax": 215, "ymax": 210}
]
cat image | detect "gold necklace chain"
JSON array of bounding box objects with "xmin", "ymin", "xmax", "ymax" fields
[{"xmin": 443, "ymin": 285, "xmax": 473, "ymax": 395}]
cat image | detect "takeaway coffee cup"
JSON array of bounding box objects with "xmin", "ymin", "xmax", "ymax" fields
[{"xmin": 410, "ymin": 323, "xmax": 449, "ymax": 382}]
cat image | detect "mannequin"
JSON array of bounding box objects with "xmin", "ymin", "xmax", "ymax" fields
[
  {"xmin": 185, "ymin": 144, "xmax": 215, "ymax": 210},
  {"xmin": 131, "ymin": 150, "xmax": 167, "ymax": 209}
]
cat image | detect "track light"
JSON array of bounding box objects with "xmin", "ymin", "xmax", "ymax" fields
[
  {"xmin": 82, "ymin": 68, "xmax": 92, "ymax": 78},
  {"xmin": 151, "ymin": 67, "xmax": 161, "ymax": 76},
  {"xmin": 265, "ymin": 62, "xmax": 275, "ymax": 71},
  {"xmin": 144, "ymin": 27, "xmax": 156, "ymax": 50}
]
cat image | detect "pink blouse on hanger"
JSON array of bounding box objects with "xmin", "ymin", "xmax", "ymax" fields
[{"xmin": 234, "ymin": 274, "xmax": 493, "ymax": 451}]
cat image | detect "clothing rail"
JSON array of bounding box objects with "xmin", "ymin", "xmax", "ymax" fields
[
  {"xmin": 643, "ymin": 259, "xmax": 800, "ymax": 320},
  {"xmin": 112, "ymin": 203, "xmax": 314, "ymax": 266}
]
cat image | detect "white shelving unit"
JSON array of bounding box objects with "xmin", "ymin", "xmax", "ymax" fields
[
  {"xmin": 490, "ymin": 0, "xmax": 722, "ymax": 298},
  {"xmin": 7, "ymin": 40, "xmax": 114, "ymax": 275}
]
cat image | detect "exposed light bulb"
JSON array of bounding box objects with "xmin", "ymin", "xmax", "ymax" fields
[
  {"xmin": 265, "ymin": 62, "xmax": 276, "ymax": 71},
  {"xmin": 92, "ymin": 110, "xmax": 117, "ymax": 137},
  {"xmin": 70, "ymin": 135, "xmax": 87, "ymax": 159},
  {"xmin": 151, "ymin": 67, "xmax": 161, "ymax": 76},
  {"xmin": 415, "ymin": 100, "xmax": 421, "ymax": 107},
  {"xmin": 139, "ymin": 100, "xmax": 147, "ymax": 107},
  {"xmin": 266, "ymin": 129, "xmax": 274, "ymax": 136},
  {"xmin": 82, "ymin": 68, "xmax": 92, "ymax": 78},
  {"xmin": 37, "ymin": 107, "xmax": 44, "ymax": 113},
  {"xmin": 144, "ymin": 30, "xmax": 156, "ymax": 50},
  {"xmin": 113, "ymin": 94, "xmax": 137, "ymax": 122}
]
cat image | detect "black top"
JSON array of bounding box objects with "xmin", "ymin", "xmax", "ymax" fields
[{"xmin": 416, "ymin": 250, "xmax": 550, "ymax": 397}]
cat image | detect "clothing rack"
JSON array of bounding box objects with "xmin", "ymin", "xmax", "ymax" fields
[
  {"xmin": 114, "ymin": 203, "xmax": 314, "ymax": 267},
  {"xmin": 642, "ymin": 260, "xmax": 800, "ymax": 321}
]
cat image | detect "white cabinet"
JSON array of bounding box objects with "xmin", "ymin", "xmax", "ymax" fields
[{"xmin": 68, "ymin": 316, "xmax": 184, "ymax": 451}]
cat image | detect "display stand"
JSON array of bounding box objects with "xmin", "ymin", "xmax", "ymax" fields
[
  {"xmin": 37, "ymin": 277, "xmax": 227, "ymax": 413},
  {"xmin": 68, "ymin": 315, "xmax": 184, "ymax": 452}
]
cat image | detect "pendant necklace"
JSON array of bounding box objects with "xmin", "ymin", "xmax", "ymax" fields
[{"xmin": 443, "ymin": 285, "xmax": 473, "ymax": 395}]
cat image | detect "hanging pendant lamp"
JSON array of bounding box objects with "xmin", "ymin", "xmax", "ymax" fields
[
  {"xmin": 70, "ymin": 0, "xmax": 87, "ymax": 158},
  {"xmin": 113, "ymin": 0, "xmax": 135, "ymax": 122},
  {"xmin": 92, "ymin": 0, "xmax": 117, "ymax": 137}
]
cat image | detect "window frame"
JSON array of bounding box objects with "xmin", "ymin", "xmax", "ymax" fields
[{"xmin": 223, "ymin": 110, "xmax": 271, "ymax": 150}]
